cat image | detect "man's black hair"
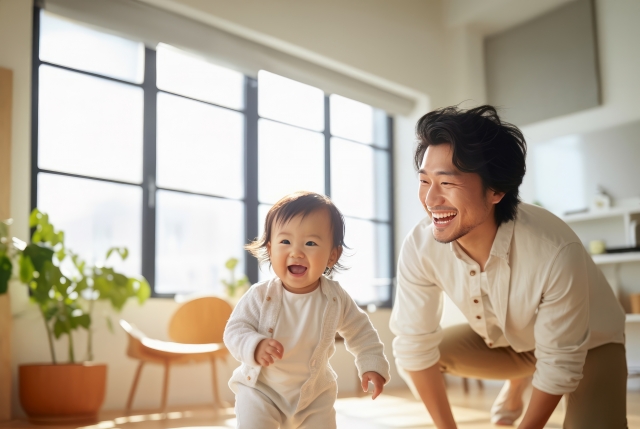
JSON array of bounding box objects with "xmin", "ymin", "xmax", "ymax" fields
[{"xmin": 414, "ymin": 105, "xmax": 527, "ymax": 226}]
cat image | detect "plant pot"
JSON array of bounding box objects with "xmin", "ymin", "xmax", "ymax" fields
[{"xmin": 19, "ymin": 362, "xmax": 107, "ymax": 425}]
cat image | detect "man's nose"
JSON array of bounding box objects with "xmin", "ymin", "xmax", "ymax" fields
[{"xmin": 424, "ymin": 184, "xmax": 444, "ymax": 208}]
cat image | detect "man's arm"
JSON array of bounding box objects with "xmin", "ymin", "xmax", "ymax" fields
[
  {"xmin": 517, "ymin": 388, "xmax": 561, "ymax": 429},
  {"xmin": 406, "ymin": 364, "xmax": 457, "ymax": 429}
]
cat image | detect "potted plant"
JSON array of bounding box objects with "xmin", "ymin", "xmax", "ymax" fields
[
  {"xmin": 220, "ymin": 257, "xmax": 249, "ymax": 305},
  {"xmin": 4, "ymin": 209, "xmax": 150, "ymax": 424}
]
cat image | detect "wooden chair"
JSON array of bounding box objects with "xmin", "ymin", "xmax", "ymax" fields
[{"xmin": 120, "ymin": 296, "xmax": 233, "ymax": 413}]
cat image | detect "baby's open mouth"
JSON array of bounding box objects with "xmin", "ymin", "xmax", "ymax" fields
[
  {"xmin": 432, "ymin": 211, "xmax": 457, "ymax": 225},
  {"xmin": 288, "ymin": 265, "xmax": 307, "ymax": 275}
]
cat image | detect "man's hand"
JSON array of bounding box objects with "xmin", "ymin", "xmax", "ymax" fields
[
  {"xmin": 361, "ymin": 371, "xmax": 385, "ymax": 399},
  {"xmin": 254, "ymin": 339, "xmax": 284, "ymax": 366}
]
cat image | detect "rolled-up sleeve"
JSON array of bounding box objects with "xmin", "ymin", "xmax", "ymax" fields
[
  {"xmin": 390, "ymin": 233, "xmax": 444, "ymax": 372},
  {"xmin": 533, "ymin": 242, "xmax": 591, "ymax": 395}
]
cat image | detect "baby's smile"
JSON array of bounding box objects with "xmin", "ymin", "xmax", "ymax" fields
[{"xmin": 288, "ymin": 265, "xmax": 307, "ymax": 276}]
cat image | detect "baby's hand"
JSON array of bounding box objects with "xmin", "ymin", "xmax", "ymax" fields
[
  {"xmin": 254, "ymin": 339, "xmax": 284, "ymax": 367},
  {"xmin": 361, "ymin": 371, "xmax": 385, "ymax": 400}
]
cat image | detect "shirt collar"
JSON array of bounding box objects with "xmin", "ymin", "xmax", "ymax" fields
[{"xmin": 448, "ymin": 216, "xmax": 515, "ymax": 263}]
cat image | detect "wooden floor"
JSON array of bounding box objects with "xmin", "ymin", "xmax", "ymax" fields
[{"xmin": 2, "ymin": 381, "xmax": 639, "ymax": 428}]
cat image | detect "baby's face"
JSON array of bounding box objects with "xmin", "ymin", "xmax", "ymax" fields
[{"xmin": 267, "ymin": 209, "xmax": 339, "ymax": 294}]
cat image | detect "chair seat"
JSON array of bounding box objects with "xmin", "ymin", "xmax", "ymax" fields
[{"xmin": 120, "ymin": 319, "xmax": 228, "ymax": 362}]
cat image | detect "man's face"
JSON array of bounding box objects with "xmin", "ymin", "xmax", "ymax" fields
[{"xmin": 418, "ymin": 144, "xmax": 502, "ymax": 244}]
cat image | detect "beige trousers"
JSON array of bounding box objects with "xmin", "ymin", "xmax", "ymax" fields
[{"xmin": 438, "ymin": 324, "xmax": 627, "ymax": 429}]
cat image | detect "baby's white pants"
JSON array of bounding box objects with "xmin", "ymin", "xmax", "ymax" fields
[{"xmin": 234, "ymin": 382, "xmax": 337, "ymax": 429}]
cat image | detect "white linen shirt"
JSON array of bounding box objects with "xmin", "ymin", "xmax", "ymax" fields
[
  {"xmin": 390, "ymin": 203, "xmax": 625, "ymax": 395},
  {"xmin": 224, "ymin": 276, "xmax": 390, "ymax": 411}
]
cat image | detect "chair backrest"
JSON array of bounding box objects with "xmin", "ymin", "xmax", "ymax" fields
[{"xmin": 168, "ymin": 296, "xmax": 233, "ymax": 344}]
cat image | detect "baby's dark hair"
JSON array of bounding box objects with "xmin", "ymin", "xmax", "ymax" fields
[{"xmin": 245, "ymin": 191, "xmax": 347, "ymax": 275}]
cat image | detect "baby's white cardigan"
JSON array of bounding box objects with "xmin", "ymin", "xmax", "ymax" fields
[{"xmin": 224, "ymin": 276, "xmax": 390, "ymax": 411}]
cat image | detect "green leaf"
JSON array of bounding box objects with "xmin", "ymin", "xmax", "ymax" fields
[
  {"xmin": 29, "ymin": 209, "xmax": 41, "ymax": 228},
  {"xmin": 135, "ymin": 278, "xmax": 150, "ymax": 304},
  {"xmin": 106, "ymin": 316, "xmax": 114, "ymax": 334},
  {"xmin": 53, "ymin": 319, "xmax": 67, "ymax": 339},
  {"xmin": 0, "ymin": 255, "xmax": 11, "ymax": 295},
  {"xmin": 225, "ymin": 257, "xmax": 238, "ymax": 270},
  {"xmin": 18, "ymin": 254, "xmax": 35, "ymax": 284},
  {"xmin": 73, "ymin": 313, "xmax": 91, "ymax": 329}
]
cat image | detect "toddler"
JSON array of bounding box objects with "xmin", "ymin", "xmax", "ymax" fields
[{"xmin": 224, "ymin": 191, "xmax": 390, "ymax": 429}]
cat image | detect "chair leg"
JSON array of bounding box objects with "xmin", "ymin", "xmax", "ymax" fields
[
  {"xmin": 126, "ymin": 361, "xmax": 145, "ymax": 414},
  {"xmin": 161, "ymin": 361, "xmax": 170, "ymax": 412},
  {"xmin": 210, "ymin": 358, "xmax": 220, "ymax": 407},
  {"xmin": 462, "ymin": 377, "xmax": 469, "ymax": 394}
]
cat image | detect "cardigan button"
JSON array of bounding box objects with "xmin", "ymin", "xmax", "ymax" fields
[
  {"xmin": 473, "ymin": 299, "xmax": 479, "ymax": 304},
  {"xmin": 266, "ymin": 296, "xmax": 271, "ymax": 301},
  {"xmin": 470, "ymin": 270, "xmax": 476, "ymax": 276},
  {"xmin": 247, "ymin": 376, "xmax": 251, "ymax": 381},
  {"xmin": 476, "ymin": 315, "xmax": 481, "ymax": 320},
  {"xmin": 268, "ymin": 328, "xmax": 274, "ymax": 333},
  {"xmin": 488, "ymin": 342, "xmax": 493, "ymax": 347},
  {"xmin": 333, "ymin": 297, "xmax": 337, "ymax": 302},
  {"xmin": 311, "ymin": 359, "xmax": 316, "ymax": 366}
]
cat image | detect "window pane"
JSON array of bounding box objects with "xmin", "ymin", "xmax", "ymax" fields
[
  {"xmin": 157, "ymin": 93, "xmax": 244, "ymax": 198},
  {"xmin": 39, "ymin": 65, "xmax": 143, "ymax": 183},
  {"xmin": 37, "ymin": 173, "xmax": 142, "ymax": 276},
  {"xmin": 333, "ymin": 218, "xmax": 391, "ymax": 304},
  {"xmin": 258, "ymin": 70, "xmax": 324, "ymax": 131},
  {"xmin": 39, "ymin": 11, "xmax": 144, "ymax": 83},
  {"xmin": 330, "ymin": 94, "xmax": 374, "ymax": 144},
  {"xmin": 331, "ymin": 139, "xmax": 390, "ymax": 221},
  {"xmin": 157, "ymin": 44, "xmax": 244, "ymax": 110},
  {"xmin": 155, "ymin": 191, "xmax": 245, "ymax": 295},
  {"xmin": 258, "ymin": 119, "xmax": 325, "ymax": 204}
]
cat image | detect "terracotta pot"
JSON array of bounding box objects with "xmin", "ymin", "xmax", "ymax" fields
[{"xmin": 19, "ymin": 362, "xmax": 107, "ymax": 425}]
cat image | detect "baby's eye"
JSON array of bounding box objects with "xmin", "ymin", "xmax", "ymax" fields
[
  {"xmin": 280, "ymin": 239, "xmax": 290, "ymax": 244},
  {"xmin": 305, "ymin": 241, "xmax": 317, "ymax": 246}
]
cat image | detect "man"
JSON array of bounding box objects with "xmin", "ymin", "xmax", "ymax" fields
[{"xmin": 390, "ymin": 105, "xmax": 627, "ymax": 428}]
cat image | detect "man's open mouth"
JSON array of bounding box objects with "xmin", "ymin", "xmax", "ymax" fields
[
  {"xmin": 288, "ymin": 265, "xmax": 307, "ymax": 275},
  {"xmin": 432, "ymin": 212, "xmax": 457, "ymax": 226}
]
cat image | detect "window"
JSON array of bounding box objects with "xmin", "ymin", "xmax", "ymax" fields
[{"xmin": 32, "ymin": 9, "xmax": 394, "ymax": 305}]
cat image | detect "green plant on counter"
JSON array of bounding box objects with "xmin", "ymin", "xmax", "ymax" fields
[
  {"xmin": 221, "ymin": 257, "xmax": 249, "ymax": 299},
  {"xmin": 12, "ymin": 209, "xmax": 150, "ymax": 363}
]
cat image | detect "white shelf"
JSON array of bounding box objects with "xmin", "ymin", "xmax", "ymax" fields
[
  {"xmin": 591, "ymin": 252, "xmax": 640, "ymax": 265},
  {"xmin": 562, "ymin": 207, "xmax": 640, "ymax": 223},
  {"xmin": 626, "ymin": 314, "xmax": 640, "ymax": 323}
]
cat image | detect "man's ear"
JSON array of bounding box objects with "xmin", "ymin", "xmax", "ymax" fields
[
  {"xmin": 488, "ymin": 189, "xmax": 506, "ymax": 206},
  {"xmin": 328, "ymin": 246, "xmax": 343, "ymax": 268}
]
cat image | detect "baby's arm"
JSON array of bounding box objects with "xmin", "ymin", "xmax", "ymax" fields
[
  {"xmin": 223, "ymin": 287, "xmax": 271, "ymax": 366},
  {"xmin": 337, "ymin": 289, "xmax": 391, "ymax": 397}
]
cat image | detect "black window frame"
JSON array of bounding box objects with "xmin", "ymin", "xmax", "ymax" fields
[{"xmin": 30, "ymin": 5, "xmax": 396, "ymax": 307}]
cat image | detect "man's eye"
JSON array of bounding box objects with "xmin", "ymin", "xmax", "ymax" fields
[
  {"xmin": 280, "ymin": 239, "xmax": 290, "ymax": 244},
  {"xmin": 306, "ymin": 241, "xmax": 317, "ymax": 246},
  {"xmin": 420, "ymin": 179, "xmax": 430, "ymax": 185}
]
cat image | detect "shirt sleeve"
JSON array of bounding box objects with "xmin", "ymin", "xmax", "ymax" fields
[
  {"xmin": 533, "ymin": 242, "xmax": 591, "ymax": 395},
  {"xmin": 223, "ymin": 285, "xmax": 268, "ymax": 366},
  {"xmin": 337, "ymin": 290, "xmax": 391, "ymax": 384},
  {"xmin": 389, "ymin": 232, "xmax": 444, "ymax": 372}
]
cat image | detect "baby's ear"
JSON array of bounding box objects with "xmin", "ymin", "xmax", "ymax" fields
[
  {"xmin": 328, "ymin": 246, "xmax": 343, "ymax": 267},
  {"xmin": 266, "ymin": 241, "xmax": 271, "ymax": 256}
]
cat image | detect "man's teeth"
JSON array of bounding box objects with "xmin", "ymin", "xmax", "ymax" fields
[{"xmin": 432, "ymin": 212, "xmax": 457, "ymax": 220}]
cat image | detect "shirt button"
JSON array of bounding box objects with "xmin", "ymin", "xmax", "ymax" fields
[
  {"xmin": 266, "ymin": 296, "xmax": 271, "ymax": 301},
  {"xmin": 473, "ymin": 299, "xmax": 479, "ymax": 304},
  {"xmin": 470, "ymin": 270, "xmax": 476, "ymax": 276},
  {"xmin": 476, "ymin": 315, "xmax": 482, "ymax": 320},
  {"xmin": 268, "ymin": 328, "xmax": 274, "ymax": 333}
]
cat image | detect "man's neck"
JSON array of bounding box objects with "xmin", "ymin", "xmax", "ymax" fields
[{"xmin": 455, "ymin": 216, "xmax": 499, "ymax": 271}]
